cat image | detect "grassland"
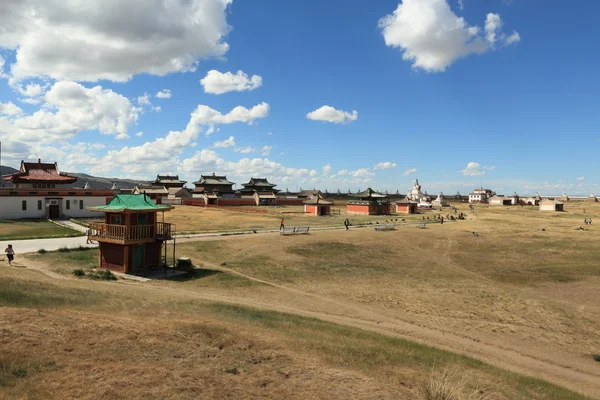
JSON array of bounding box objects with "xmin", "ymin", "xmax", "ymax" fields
[
  {"xmin": 0, "ymin": 219, "xmax": 82, "ymax": 240},
  {"xmin": 2, "ymin": 200, "xmax": 600, "ymax": 398}
]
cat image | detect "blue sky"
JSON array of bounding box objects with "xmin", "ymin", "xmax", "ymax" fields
[{"xmin": 0, "ymin": 0, "xmax": 599, "ymax": 195}]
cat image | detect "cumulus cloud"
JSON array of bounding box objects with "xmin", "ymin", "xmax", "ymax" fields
[
  {"xmin": 351, "ymin": 168, "xmax": 375, "ymax": 177},
  {"xmin": 323, "ymin": 163, "xmax": 333, "ymax": 176},
  {"xmin": 200, "ymin": 70, "xmax": 263, "ymax": 95},
  {"xmin": 87, "ymin": 101, "xmax": 269, "ymax": 176},
  {"xmin": 155, "ymin": 89, "xmax": 172, "ymax": 99},
  {"xmin": 261, "ymin": 145, "xmax": 273, "ymax": 156},
  {"xmin": 379, "ymin": 0, "xmax": 520, "ymax": 72},
  {"xmin": 0, "ymin": 0, "xmax": 232, "ymax": 82},
  {"xmin": 504, "ymin": 31, "xmax": 521, "ymax": 45},
  {"xmin": 138, "ymin": 93, "xmax": 152, "ymax": 106},
  {"xmin": 135, "ymin": 131, "xmax": 143, "ymax": 137},
  {"xmin": 459, "ymin": 162, "xmax": 495, "ymax": 176},
  {"xmin": 0, "ymin": 102, "xmax": 23, "ymax": 116},
  {"xmin": 374, "ymin": 161, "xmax": 397, "ymax": 170},
  {"xmin": 9, "ymin": 81, "xmax": 140, "ymax": 143},
  {"xmin": 115, "ymin": 133, "xmax": 130, "ymax": 140},
  {"xmin": 235, "ymin": 146, "xmax": 256, "ymax": 154},
  {"xmin": 402, "ymin": 168, "xmax": 417, "ymax": 175},
  {"xmin": 213, "ymin": 136, "xmax": 236, "ymax": 148},
  {"xmin": 577, "ymin": 177, "xmax": 585, "ymax": 181},
  {"xmin": 306, "ymin": 106, "xmax": 358, "ymax": 124}
]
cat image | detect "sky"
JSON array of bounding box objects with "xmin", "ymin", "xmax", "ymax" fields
[{"xmin": 0, "ymin": 0, "xmax": 599, "ymax": 195}]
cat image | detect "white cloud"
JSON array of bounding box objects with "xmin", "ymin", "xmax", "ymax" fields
[
  {"xmin": 323, "ymin": 163, "xmax": 333, "ymax": 176},
  {"xmin": 374, "ymin": 161, "xmax": 397, "ymax": 170},
  {"xmin": 577, "ymin": 177, "xmax": 585, "ymax": 181},
  {"xmin": 135, "ymin": 131, "xmax": 144, "ymax": 137},
  {"xmin": 0, "ymin": 102, "xmax": 23, "ymax": 116},
  {"xmin": 152, "ymin": 106, "xmax": 162, "ymax": 113},
  {"xmin": 351, "ymin": 168, "xmax": 375, "ymax": 177},
  {"xmin": 261, "ymin": 145, "xmax": 273, "ymax": 156},
  {"xmin": 458, "ymin": 0, "xmax": 464, "ymax": 10},
  {"xmin": 194, "ymin": 102, "xmax": 270, "ymax": 135},
  {"xmin": 88, "ymin": 101, "xmax": 269, "ymax": 176},
  {"xmin": 338, "ymin": 170, "xmax": 349, "ymax": 176},
  {"xmin": 138, "ymin": 93, "xmax": 152, "ymax": 106},
  {"xmin": 200, "ymin": 70, "xmax": 263, "ymax": 95},
  {"xmin": 235, "ymin": 146, "xmax": 256, "ymax": 154},
  {"xmin": 115, "ymin": 133, "xmax": 130, "ymax": 140},
  {"xmin": 1, "ymin": 0, "xmax": 232, "ymax": 82},
  {"xmin": 10, "ymin": 81, "xmax": 140, "ymax": 142},
  {"xmin": 402, "ymin": 168, "xmax": 417, "ymax": 175},
  {"xmin": 459, "ymin": 162, "xmax": 495, "ymax": 176},
  {"xmin": 504, "ymin": 31, "xmax": 521, "ymax": 45},
  {"xmin": 156, "ymin": 89, "xmax": 172, "ymax": 99},
  {"xmin": 213, "ymin": 136, "xmax": 236, "ymax": 148},
  {"xmin": 306, "ymin": 105, "xmax": 358, "ymax": 124},
  {"xmin": 19, "ymin": 98, "xmax": 42, "ymax": 105},
  {"xmin": 379, "ymin": 0, "xmax": 520, "ymax": 72},
  {"xmin": 485, "ymin": 13, "xmax": 502, "ymax": 44}
]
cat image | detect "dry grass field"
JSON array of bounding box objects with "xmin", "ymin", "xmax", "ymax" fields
[{"xmin": 2, "ymin": 201, "xmax": 600, "ymax": 399}]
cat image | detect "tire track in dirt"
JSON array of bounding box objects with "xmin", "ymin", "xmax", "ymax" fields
[{"xmin": 199, "ymin": 260, "xmax": 600, "ymax": 398}]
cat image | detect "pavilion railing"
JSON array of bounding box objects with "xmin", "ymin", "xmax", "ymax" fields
[{"xmin": 89, "ymin": 223, "xmax": 172, "ymax": 242}]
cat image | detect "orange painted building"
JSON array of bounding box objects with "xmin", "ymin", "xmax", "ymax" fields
[
  {"xmin": 395, "ymin": 198, "xmax": 418, "ymax": 214},
  {"xmin": 346, "ymin": 188, "xmax": 390, "ymax": 215},
  {"xmin": 303, "ymin": 196, "xmax": 333, "ymax": 216}
]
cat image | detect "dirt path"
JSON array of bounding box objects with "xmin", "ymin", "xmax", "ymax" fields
[
  {"xmin": 18, "ymin": 254, "xmax": 600, "ymax": 398},
  {"xmin": 199, "ymin": 260, "xmax": 600, "ymax": 398}
]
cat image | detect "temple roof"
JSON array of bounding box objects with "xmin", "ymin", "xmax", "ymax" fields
[
  {"xmin": 133, "ymin": 184, "xmax": 169, "ymax": 195},
  {"xmin": 88, "ymin": 194, "xmax": 172, "ymax": 212},
  {"xmin": 3, "ymin": 159, "xmax": 77, "ymax": 183},
  {"xmin": 242, "ymin": 177, "xmax": 276, "ymax": 188},
  {"xmin": 354, "ymin": 188, "xmax": 387, "ymax": 199},
  {"xmin": 193, "ymin": 173, "xmax": 235, "ymax": 186},
  {"xmin": 303, "ymin": 196, "xmax": 333, "ymax": 205},
  {"xmin": 153, "ymin": 174, "xmax": 187, "ymax": 184}
]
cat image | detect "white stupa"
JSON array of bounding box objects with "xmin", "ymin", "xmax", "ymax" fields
[
  {"xmin": 407, "ymin": 179, "xmax": 432, "ymax": 208},
  {"xmin": 432, "ymin": 192, "xmax": 449, "ymax": 207}
]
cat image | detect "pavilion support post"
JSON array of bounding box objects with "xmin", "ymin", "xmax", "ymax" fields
[{"xmin": 123, "ymin": 245, "xmax": 129, "ymax": 274}]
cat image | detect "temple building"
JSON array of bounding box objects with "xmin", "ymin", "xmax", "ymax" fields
[
  {"xmin": 303, "ymin": 195, "xmax": 333, "ymax": 216},
  {"xmin": 1, "ymin": 159, "xmax": 111, "ymax": 219},
  {"xmin": 192, "ymin": 173, "xmax": 236, "ymax": 197},
  {"xmin": 88, "ymin": 194, "xmax": 175, "ymax": 274},
  {"xmin": 539, "ymin": 199, "xmax": 564, "ymax": 212},
  {"xmin": 469, "ymin": 188, "xmax": 494, "ymax": 203},
  {"xmin": 150, "ymin": 175, "xmax": 187, "ymax": 189},
  {"xmin": 346, "ymin": 188, "xmax": 390, "ymax": 215},
  {"xmin": 240, "ymin": 177, "xmax": 279, "ymax": 195},
  {"xmin": 132, "ymin": 184, "xmax": 169, "ymax": 204},
  {"xmin": 395, "ymin": 197, "xmax": 418, "ymax": 214}
]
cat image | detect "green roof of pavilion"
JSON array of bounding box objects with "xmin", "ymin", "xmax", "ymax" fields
[{"xmin": 88, "ymin": 194, "xmax": 173, "ymax": 212}]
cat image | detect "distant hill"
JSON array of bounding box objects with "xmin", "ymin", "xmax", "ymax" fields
[{"xmin": 0, "ymin": 165, "xmax": 144, "ymax": 189}]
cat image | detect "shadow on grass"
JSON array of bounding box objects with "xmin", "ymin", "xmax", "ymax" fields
[{"xmin": 167, "ymin": 268, "xmax": 224, "ymax": 282}]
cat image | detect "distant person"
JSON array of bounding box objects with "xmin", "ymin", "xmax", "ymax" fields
[
  {"xmin": 584, "ymin": 218, "xmax": 589, "ymax": 225},
  {"xmin": 86, "ymin": 229, "xmax": 91, "ymax": 244},
  {"xmin": 472, "ymin": 232, "xmax": 479, "ymax": 237},
  {"xmin": 344, "ymin": 218, "xmax": 350, "ymax": 230},
  {"xmin": 590, "ymin": 218, "xmax": 593, "ymax": 225},
  {"xmin": 280, "ymin": 219, "xmax": 285, "ymax": 230},
  {"xmin": 5, "ymin": 245, "xmax": 14, "ymax": 266},
  {"xmin": 440, "ymin": 216, "xmax": 444, "ymax": 225}
]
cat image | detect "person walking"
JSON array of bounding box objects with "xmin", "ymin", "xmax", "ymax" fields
[
  {"xmin": 86, "ymin": 228, "xmax": 92, "ymax": 244},
  {"xmin": 280, "ymin": 219, "xmax": 285, "ymax": 230},
  {"xmin": 440, "ymin": 216, "xmax": 444, "ymax": 225},
  {"xmin": 5, "ymin": 245, "xmax": 14, "ymax": 266},
  {"xmin": 344, "ymin": 218, "xmax": 350, "ymax": 230}
]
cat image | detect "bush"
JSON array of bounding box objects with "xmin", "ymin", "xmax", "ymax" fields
[
  {"xmin": 37, "ymin": 248, "xmax": 47, "ymax": 254},
  {"xmin": 58, "ymin": 247, "xmax": 71, "ymax": 253},
  {"xmin": 99, "ymin": 270, "xmax": 117, "ymax": 281},
  {"xmin": 72, "ymin": 268, "xmax": 85, "ymax": 277},
  {"xmin": 593, "ymin": 354, "xmax": 600, "ymax": 362}
]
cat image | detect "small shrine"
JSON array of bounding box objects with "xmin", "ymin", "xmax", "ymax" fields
[
  {"xmin": 432, "ymin": 192, "xmax": 449, "ymax": 207},
  {"xmin": 88, "ymin": 194, "xmax": 175, "ymax": 274},
  {"xmin": 303, "ymin": 195, "xmax": 333, "ymax": 216}
]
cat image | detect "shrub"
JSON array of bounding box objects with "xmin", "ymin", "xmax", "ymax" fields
[
  {"xmin": 37, "ymin": 248, "xmax": 47, "ymax": 254},
  {"xmin": 72, "ymin": 269, "xmax": 85, "ymax": 277},
  {"xmin": 10, "ymin": 368, "xmax": 27, "ymax": 378},
  {"xmin": 100, "ymin": 270, "xmax": 117, "ymax": 281},
  {"xmin": 593, "ymin": 354, "xmax": 600, "ymax": 362},
  {"xmin": 423, "ymin": 369, "xmax": 493, "ymax": 400},
  {"xmin": 58, "ymin": 247, "xmax": 71, "ymax": 253}
]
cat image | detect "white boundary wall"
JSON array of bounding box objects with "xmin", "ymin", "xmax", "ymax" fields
[{"xmin": 0, "ymin": 196, "xmax": 106, "ymax": 219}]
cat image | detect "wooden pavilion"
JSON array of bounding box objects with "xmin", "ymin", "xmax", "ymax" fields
[{"xmin": 88, "ymin": 194, "xmax": 175, "ymax": 274}]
